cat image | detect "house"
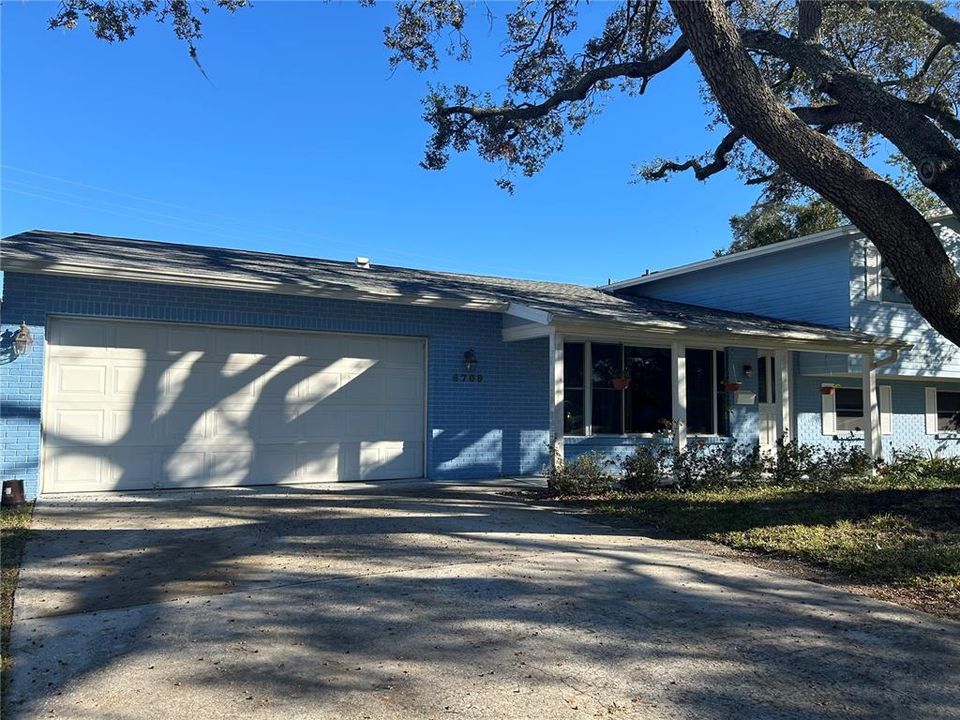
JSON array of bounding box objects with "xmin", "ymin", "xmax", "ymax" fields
[{"xmin": 0, "ymin": 218, "xmax": 956, "ymax": 499}]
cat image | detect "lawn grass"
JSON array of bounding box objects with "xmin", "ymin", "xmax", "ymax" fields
[
  {"xmin": 557, "ymin": 476, "xmax": 960, "ymax": 617},
  {"xmin": 2, "ymin": 502, "xmax": 35, "ymax": 695}
]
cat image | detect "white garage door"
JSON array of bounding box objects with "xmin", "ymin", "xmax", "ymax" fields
[{"xmin": 42, "ymin": 318, "xmax": 426, "ymax": 493}]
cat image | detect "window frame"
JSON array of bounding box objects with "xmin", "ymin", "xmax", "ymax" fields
[
  {"xmin": 934, "ymin": 389, "xmax": 960, "ymax": 434},
  {"xmin": 562, "ymin": 340, "xmax": 728, "ymax": 438},
  {"xmin": 834, "ymin": 387, "xmax": 866, "ymax": 433}
]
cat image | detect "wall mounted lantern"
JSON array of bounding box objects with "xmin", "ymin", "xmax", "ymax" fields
[
  {"xmin": 13, "ymin": 322, "xmax": 33, "ymax": 358},
  {"xmin": 464, "ymin": 349, "xmax": 478, "ymax": 372},
  {"xmin": 742, "ymin": 363, "xmax": 754, "ymax": 378}
]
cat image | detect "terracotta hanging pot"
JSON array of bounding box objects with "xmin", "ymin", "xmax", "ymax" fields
[
  {"xmin": 611, "ymin": 378, "xmax": 630, "ymax": 390},
  {"xmin": 723, "ymin": 381, "xmax": 742, "ymax": 392}
]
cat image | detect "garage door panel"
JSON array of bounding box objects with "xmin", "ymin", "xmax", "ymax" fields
[
  {"xmin": 361, "ymin": 441, "xmax": 421, "ymax": 480},
  {"xmin": 50, "ymin": 408, "xmax": 106, "ymax": 442},
  {"xmin": 380, "ymin": 408, "xmax": 425, "ymax": 441},
  {"xmin": 163, "ymin": 451, "xmax": 207, "ymax": 485},
  {"xmin": 213, "ymin": 328, "xmax": 265, "ymax": 359},
  {"xmin": 50, "ymin": 319, "xmax": 114, "ymax": 353},
  {"xmin": 382, "ymin": 369, "xmax": 424, "ymax": 405},
  {"xmin": 113, "ymin": 323, "xmax": 167, "ymax": 355},
  {"xmin": 43, "ymin": 319, "xmax": 425, "ymax": 492},
  {"xmin": 45, "ymin": 452, "xmax": 104, "ymax": 493},
  {"xmin": 336, "ymin": 370, "xmax": 387, "ymax": 405},
  {"xmin": 166, "ymin": 325, "xmax": 211, "ymax": 352},
  {"xmin": 296, "ymin": 444, "xmax": 340, "ymax": 481},
  {"xmin": 109, "ymin": 449, "xmax": 159, "ymax": 489},
  {"xmin": 252, "ymin": 445, "xmax": 301, "ymax": 483},
  {"xmin": 56, "ymin": 363, "xmax": 107, "ymax": 396},
  {"xmin": 207, "ymin": 451, "xmax": 254, "ymax": 486}
]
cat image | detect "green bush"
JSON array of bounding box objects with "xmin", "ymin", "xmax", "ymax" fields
[
  {"xmin": 620, "ymin": 445, "xmax": 664, "ymax": 492},
  {"xmin": 548, "ymin": 451, "xmax": 616, "ymax": 496},
  {"xmin": 882, "ymin": 446, "xmax": 960, "ymax": 485}
]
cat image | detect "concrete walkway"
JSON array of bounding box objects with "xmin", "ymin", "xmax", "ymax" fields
[{"xmin": 6, "ymin": 480, "xmax": 959, "ymax": 719}]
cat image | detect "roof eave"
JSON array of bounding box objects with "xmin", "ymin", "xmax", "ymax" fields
[{"xmin": 0, "ymin": 259, "xmax": 511, "ymax": 314}]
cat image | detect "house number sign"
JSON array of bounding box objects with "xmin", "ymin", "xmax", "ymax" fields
[{"xmin": 452, "ymin": 373, "xmax": 484, "ymax": 383}]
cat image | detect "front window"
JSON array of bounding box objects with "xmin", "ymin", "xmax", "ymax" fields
[
  {"xmin": 835, "ymin": 388, "xmax": 865, "ymax": 432},
  {"xmin": 937, "ymin": 390, "xmax": 960, "ymax": 432},
  {"xmin": 563, "ymin": 342, "xmax": 586, "ymax": 436},
  {"xmin": 563, "ymin": 342, "xmax": 727, "ymax": 436}
]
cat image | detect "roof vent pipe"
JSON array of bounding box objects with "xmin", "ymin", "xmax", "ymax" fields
[{"xmin": 355, "ymin": 256, "xmax": 371, "ymax": 269}]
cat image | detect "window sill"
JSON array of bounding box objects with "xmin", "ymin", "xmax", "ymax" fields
[
  {"xmin": 829, "ymin": 433, "xmax": 864, "ymax": 442},
  {"xmin": 565, "ymin": 434, "xmax": 730, "ymax": 443}
]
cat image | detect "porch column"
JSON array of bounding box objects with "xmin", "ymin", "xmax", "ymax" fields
[
  {"xmin": 862, "ymin": 353, "xmax": 882, "ymax": 462},
  {"xmin": 671, "ymin": 342, "xmax": 687, "ymax": 452},
  {"xmin": 774, "ymin": 349, "xmax": 793, "ymax": 442},
  {"xmin": 548, "ymin": 330, "xmax": 564, "ymax": 468}
]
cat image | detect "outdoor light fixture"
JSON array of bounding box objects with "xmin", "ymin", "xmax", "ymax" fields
[
  {"xmin": 464, "ymin": 349, "xmax": 478, "ymax": 372},
  {"xmin": 13, "ymin": 322, "xmax": 33, "ymax": 358},
  {"xmin": 743, "ymin": 363, "xmax": 754, "ymax": 378}
]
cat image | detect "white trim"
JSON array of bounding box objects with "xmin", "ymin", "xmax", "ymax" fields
[
  {"xmin": 551, "ymin": 318, "xmax": 903, "ymax": 352},
  {"xmin": 821, "ymin": 384, "xmax": 837, "ymax": 436},
  {"xmin": 672, "ymin": 342, "xmax": 687, "ymax": 452},
  {"xmin": 863, "ymin": 357, "xmax": 881, "ymax": 461},
  {"xmin": 864, "ymin": 246, "xmax": 882, "ymax": 301},
  {"xmin": 549, "ymin": 330, "xmax": 564, "ymax": 466},
  {"xmin": 505, "ymin": 302, "xmax": 551, "ymax": 324},
  {"xmin": 879, "ymin": 385, "xmax": 892, "ymax": 436},
  {"xmin": 603, "ymin": 210, "xmax": 954, "ymax": 291},
  {"xmin": 925, "ymin": 387, "xmax": 939, "ymax": 435},
  {"xmin": 583, "ymin": 341, "xmax": 593, "ymax": 437},
  {"xmin": 776, "ymin": 349, "xmax": 793, "ymax": 442},
  {"xmin": 502, "ymin": 323, "xmax": 554, "ymax": 342}
]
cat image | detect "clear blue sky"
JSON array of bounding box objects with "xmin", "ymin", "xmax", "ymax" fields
[{"xmin": 2, "ymin": 1, "xmax": 760, "ymax": 285}]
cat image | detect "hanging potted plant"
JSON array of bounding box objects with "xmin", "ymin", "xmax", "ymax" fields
[
  {"xmin": 820, "ymin": 383, "xmax": 840, "ymax": 396},
  {"xmin": 611, "ymin": 369, "xmax": 631, "ymax": 390},
  {"xmin": 723, "ymin": 379, "xmax": 742, "ymax": 392}
]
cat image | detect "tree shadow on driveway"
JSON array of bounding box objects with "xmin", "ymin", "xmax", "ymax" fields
[{"xmin": 6, "ymin": 482, "xmax": 960, "ymax": 719}]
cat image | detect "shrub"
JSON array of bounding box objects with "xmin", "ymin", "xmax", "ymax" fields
[
  {"xmin": 548, "ymin": 451, "xmax": 616, "ymax": 496},
  {"xmin": 620, "ymin": 445, "xmax": 664, "ymax": 492},
  {"xmin": 882, "ymin": 446, "xmax": 960, "ymax": 485}
]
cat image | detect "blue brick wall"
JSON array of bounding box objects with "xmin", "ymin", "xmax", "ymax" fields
[
  {"xmin": 0, "ymin": 272, "xmax": 550, "ymax": 497},
  {"xmin": 794, "ymin": 369, "xmax": 960, "ymax": 459}
]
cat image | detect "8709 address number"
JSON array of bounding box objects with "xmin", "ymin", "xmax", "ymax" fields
[{"xmin": 452, "ymin": 373, "xmax": 483, "ymax": 383}]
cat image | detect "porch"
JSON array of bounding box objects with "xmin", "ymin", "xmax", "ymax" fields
[{"xmin": 502, "ymin": 307, "xmax": 906, "ymax": 467}]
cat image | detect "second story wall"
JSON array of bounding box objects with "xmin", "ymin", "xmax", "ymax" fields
[
  {"xmin": 849, "ymin": 216, "xmax": 960, "ymax": 378},
  {"xmin": 616, "ymin": 238, "xmax": 853, "ymax": 329}
]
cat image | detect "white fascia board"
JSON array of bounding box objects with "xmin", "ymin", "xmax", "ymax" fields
[
  {"xmin": 502, "ymin": 323, "xmax": 554, "ymax": 342},
  {"xmin": 505, "ymin": 302, "xmax": 552, "ymax": 325},
  {"xmin": 550, "ymin": 317, "xmax": 906, "ymax": 354},
  {"xmin": 2, "ymin": 261, "xmax": 511, "ymax": 313}
]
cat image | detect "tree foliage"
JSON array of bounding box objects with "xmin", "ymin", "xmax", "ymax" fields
[{"xmin": 48, "ymin": 0, "xmax": 960, "ymax": 345}]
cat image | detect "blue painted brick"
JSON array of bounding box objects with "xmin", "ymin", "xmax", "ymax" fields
[{"xmin": 0, "ymin": 272, "xmax": 550, "ymax": 498}]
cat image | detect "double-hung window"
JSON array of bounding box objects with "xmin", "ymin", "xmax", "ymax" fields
[
  {"xmin": 927, "ymin": 389, "xmax": 960, "ymax": 433},
  {"xmin": 834, "ymin": 388, "xmax": 865, "ymax": 432},
  {"xmin": 563, "ymin": 342, "xmax": 727, "ymax": 436}
]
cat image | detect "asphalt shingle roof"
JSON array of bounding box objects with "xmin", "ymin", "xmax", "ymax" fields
[{"xmin": 1, "ymin": 230, "xmax": 892, "ymax": 348}]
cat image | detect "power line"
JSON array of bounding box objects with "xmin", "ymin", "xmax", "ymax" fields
[{"xmin": 2, "ymin": 164, "xmax": 561, "ymax": 279}]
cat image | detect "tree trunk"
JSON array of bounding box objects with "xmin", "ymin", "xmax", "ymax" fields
[{"xmin": 669, "ymin": 0, "xmax": 960, "ymax": 347}]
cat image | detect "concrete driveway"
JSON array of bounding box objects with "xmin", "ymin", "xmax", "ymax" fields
[{"xmin": 6, "ymin": 480, "xmax": 960, "ymax": 719}]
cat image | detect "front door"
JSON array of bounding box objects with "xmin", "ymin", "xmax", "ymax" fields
[{"xmin": 757, "ymin": 354, "xmax": 777, "ymax": 453}]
